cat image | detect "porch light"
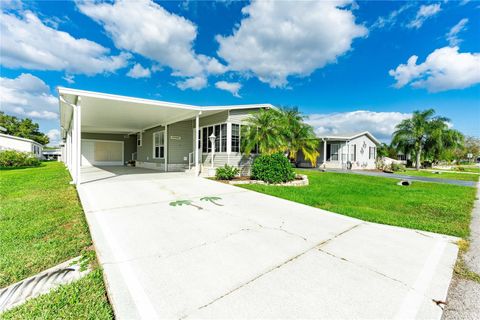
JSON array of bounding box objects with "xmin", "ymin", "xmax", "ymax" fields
[{"xmin": 209, "ymin": 133, "xmax": 216, "ymax": 168}]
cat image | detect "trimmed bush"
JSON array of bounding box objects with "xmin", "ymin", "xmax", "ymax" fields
[
  {"xmin": 216, "ymin": 164, "xmax": 239, "ymax": 180},
  {"xmin": 251, "ymin": 153, "xmax": 295, "ymax": 183},
  {"xmin": 0, "ymin": 150, "xmax": 41, "ymax": 168},
  {"xmin": 391, "ymin": 163, "xmax": 406, "ymax": 172}
]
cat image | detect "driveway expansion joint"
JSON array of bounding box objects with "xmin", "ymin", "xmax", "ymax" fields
[{"xmin": 181, "ymin": 223, "xmax": 362, "ymax": 319}]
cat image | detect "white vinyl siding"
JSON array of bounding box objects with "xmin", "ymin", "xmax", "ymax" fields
[{"xmin": 153, "ymin": 131, "xmax": 165, "ymax": 159}]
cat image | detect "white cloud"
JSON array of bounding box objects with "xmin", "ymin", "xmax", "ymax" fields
[
  {"xmin": 306, "ymin": 111, "xmax": 411, "ymax": 141},
  {"xmin": 47, "ymin": 129, "xmax": 61, "ymax": 145},
  {"xmin": 77, "ymin": 0, "xmax": 226, "ymax": 85},
  {"xmin": 0, "ymin": 73, "xmax": 58, "ymax": 120},
  {"xmin": 389, "ymin": 46, "xmax": 480, "ymax": 92},
  {"xmin": 407, "ymin": 4, "xmax": 441, "ymax": 29},
  {"xmin": 215, "ymin": 81, "xmax": 242, "ymax": 97},
  {"xmin": 126, "ymin": 63, "xmax": 151, "ymax": 79},
  {"xmin": 0, "ymin": 10, "xmax": 130, "ymax": 74},
  {"xmin": 176, "ymin": 76, "xmax": 207, "ymax": 91},
  {"xmin": 446, "ymin": 18, "xmax": 468, "ymax": 47},
  {"xmin": 216, "ymin": 0, "xmax": 367, "ymax": 88},
  {"xmin": 371, "ymin": 2, "xmax": 413, "ymax": 29},
  {"xmin": 62, "ymin": 74, "xmax": 75, "ymax": 84}
]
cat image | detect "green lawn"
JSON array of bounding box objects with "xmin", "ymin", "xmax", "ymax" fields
[
  {"xmin": 1, "ymin": 270, "xmax": 112, "ymax": 319},
  {"xmin": 394, "ymin": 169, "xmax": 479, "ymax": 182},
  {"xmin": 240, "ymin": 170, "xmax": 476, "ymax": 237},
  {"xmin": 453, "ymin": 166, "xmax": 480, "ymax": 174},
  {"xmin": 0, "ymin": 162, "xmax": 113, "ymax": 318}
]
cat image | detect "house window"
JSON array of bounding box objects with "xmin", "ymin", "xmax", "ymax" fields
[
  {"xmin": 137, "ymin": 133, "xmax": 142, "ymax": 147},
  {"xmin": 351, "ymin": 144, "xmax": 356, "ymax": 161},
  {"xmin": 220, "ymin": 124, "xmax": 227, "ymax": 152},
  {"xmin": 231, "ymin": 124, "xmax": 240, "ymax": 152},
  {"xmin": 369, "ymin": 146, "xmax": 376, "ymax": 160},
  {"xmin": 330, "ymin": 143, "xmax": 340, "ymax": 161},
  {"xmin": 153, "ymin": 131, "xmax": 164, "ymax": 158},
  {"xmin": 201, "ymin": 124, "xmax": 228, "ymax": 153}
]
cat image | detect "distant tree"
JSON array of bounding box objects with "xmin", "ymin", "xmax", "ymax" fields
[
  {"xmin": 460, "ymin": 136, "xmax": 480, "ymax": 162},
  {"xmin": 0, "ymin": 112, "xmax": 49, "ymax": 145},
  {"xmin": 377, "ymin": 143, "xmax": 398, "ymax": 159},
  {"xmin": 391, "ymin": 109, "xmax": 463, "ymax": 169}
]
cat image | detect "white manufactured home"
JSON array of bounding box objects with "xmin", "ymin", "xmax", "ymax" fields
[
  {"xmin": 0, "ymin": 133, "xmax": 43, "ymax": 158},
  {"xmin": 58, "ymin": 88, "xmax": 273, "ymax": 184},
  {"xmin": 297, "ymin": 131, "xmax": 380, "ymax": 170}
]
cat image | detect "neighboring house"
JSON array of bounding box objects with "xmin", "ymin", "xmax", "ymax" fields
[
  {"xmin": 0, "ymin": 133, "xmax": 44, "ymax": 159},
  {"xmin": 58, "ymin": 87, "xmax": 273, "ymax": 184},
  {"xmin": 43, "ymin": 148, "xmax": 62, "ymax": 161},
  {"xmin": 297, "ymin": 131, "xmax": 380, "ymax": 170}
]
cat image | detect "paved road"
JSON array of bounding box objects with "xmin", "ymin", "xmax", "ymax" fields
[
  {"xmin": 322, "ymin": 169, "xmax": 476, "ymax": 187},
  {"xmin": 443, "ymin": 182, "xmax": 480, "ymax": 319},
  {"xmin": 78, "ymin": 166, "xmax": 459, "ymax": 319}
]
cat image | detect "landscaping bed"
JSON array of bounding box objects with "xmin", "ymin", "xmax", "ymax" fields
[
  {"xmin": 239, "ymin": 170, "xmax": 476, "ymax": 237},
  {"xmin": 225, "ymin": 174, "xmax": 308, "ymax": 186},
  {"xmin": 0, "ymin": 162, "xmax": 113, "ymax": 318}
]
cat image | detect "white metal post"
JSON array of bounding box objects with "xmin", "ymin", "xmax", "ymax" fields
[
  {"xmin": 71, "ymin": 108, "xmax": 77, "ymax": 183},
  {"xmin": 194, "ymin": 112, "xmax": 200, "ymax": 176},
  {"xmin": 164, "ymin": 125, "xmax": 168, "ymax": 172},
  {"xmin": 75, "ymin": 103, "xmax": 81, "ymax": 184},
  {"xmin": 66, "ymin": 132, "xmax": 70, "ymax": 169}
]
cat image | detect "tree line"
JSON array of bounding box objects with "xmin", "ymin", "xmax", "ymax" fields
[{"xmin": 0, "ymin": 112, "xmax": 50, "ymax": 145}]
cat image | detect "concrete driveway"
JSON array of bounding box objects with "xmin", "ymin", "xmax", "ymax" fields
[{"xmin": 78, "ymin": 166, "xmax": 459, "ymax": 319}]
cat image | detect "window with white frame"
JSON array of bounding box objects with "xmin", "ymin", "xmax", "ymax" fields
[
  {"xmin": 201, "ymin": 124, "xmax": 227, "ymax": 153},
  {"xmin": 369, "ymin": 146, "xmax": 376, "ymax": 159},
  {"xmin": 137, "ymin": 132, "xmax": 142, "ymax": 147},
  {"xmin": 153, "ymin": 131, "xmax": 164, "ymax": 158},
  {"xmin": 231, "ymin": 124, "xmax": 240, "ymax": 152}
]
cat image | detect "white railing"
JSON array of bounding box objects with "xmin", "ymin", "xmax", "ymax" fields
[{"xmin": 188, "ymin": 152, "xmax": 194, "ymax": 170}]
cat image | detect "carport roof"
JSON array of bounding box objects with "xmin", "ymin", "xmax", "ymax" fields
[{"xmin": 58, "ymin": 87, "xmax": 273, "ymax": 136}]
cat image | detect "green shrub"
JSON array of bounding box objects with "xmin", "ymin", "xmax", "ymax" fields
[
  {"xmin": 391, "ymin": 163, "xmax": 406, "ymax": 172},
  {"xmin": 0, "ymin": 150, "xmax": 41, "ymax": 168},
  {"xmin": 251, "ymin": 153, "xmax": 295, "ymax": 183},
  {"xmin": 215, "ymin": 164, "xmax": 239, "ymax": 180}
]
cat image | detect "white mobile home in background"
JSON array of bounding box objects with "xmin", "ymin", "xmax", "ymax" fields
[{"xmin": 0, "ymin": 133, "xmax": 44, "ymax": 159}]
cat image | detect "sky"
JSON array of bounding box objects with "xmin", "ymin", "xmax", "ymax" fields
[{"xmin": 0, "ymin": 0, "xmax": 479, "ymax": 146}]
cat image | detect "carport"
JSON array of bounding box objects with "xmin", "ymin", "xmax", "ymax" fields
[{"xmin": 58, "ymin": 88, "xmax": 263, "ymax": 184}]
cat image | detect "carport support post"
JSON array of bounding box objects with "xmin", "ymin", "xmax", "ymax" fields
[
  {"xmin": 70, "ymin": 99, "xmax": 81, "ymax": 185},
  {"xmin": 195, "ymin": 112, "xmax": 201, "ymax": 176},
  {"xmin": 75, "ymin": 101, "xmax": 81, "ymax": 185}
]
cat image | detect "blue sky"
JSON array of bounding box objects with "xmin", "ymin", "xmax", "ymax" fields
[{"xmin": 1, "ymin": 0, "xmax": 479, "ymax": 145}]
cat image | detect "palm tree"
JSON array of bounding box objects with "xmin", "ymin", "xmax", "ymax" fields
[
  {"xmin": 392, "ymin": 109, "xmax": 463, "ymax": 170},
  {"xmin": 242, "ymin": 107, "xmax": 319, "ymax": 166},
  {"xmin": 241, "ymin": 108, "xmax": 285, "ymax": 155},
  {"xmin": 279, "ymin": 108, "xmax": 319, "ymax": 166}
]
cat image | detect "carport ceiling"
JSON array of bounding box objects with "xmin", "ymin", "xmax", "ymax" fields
[{"xmin": 59, "ymin": 88, "xmax": 224, "ymax": 134}]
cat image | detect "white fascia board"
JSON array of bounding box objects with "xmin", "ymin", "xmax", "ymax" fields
[
  {"xmin": 57, "ymin": 87, "xmax": 275, "ymax": 112},
  {"xmin": 58, "ymin": 87, "xmax": 200, "ymax": 111}
]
